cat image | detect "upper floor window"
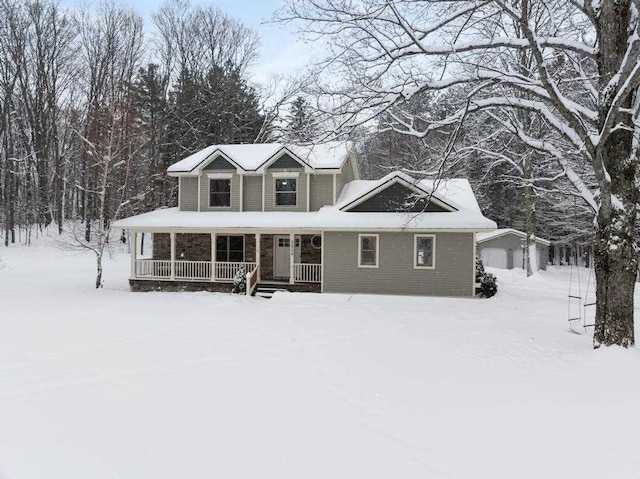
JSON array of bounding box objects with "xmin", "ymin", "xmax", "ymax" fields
[
  {"xmin": 275, "ymin": 178, "xmax": 297, "ymax": 206},
  {"xmin": 209, "ymin": 178, "xmax": 231, "ymax": 207},
  {"xmin": 414, "ymin": 235, "xmax": 435, "ymax": 269}
]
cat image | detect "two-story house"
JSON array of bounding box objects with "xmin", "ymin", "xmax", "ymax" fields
[{"xmin": 113, "ymin": 142, "xmax": 496, "ymax": 296}]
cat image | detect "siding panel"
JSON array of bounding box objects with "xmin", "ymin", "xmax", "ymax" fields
[
  {"xmin": 309, "ymin": 174, "xmax": 334, "ymax": 210},
  {"xmin": 335, "ymin": 155, "xmax": 356, "ymax": 199},
  {"xmin": 323, "ymin": 232, "xmax": 474, "ymax": 296},
  {"xmin": 243, "ymin": 175, "xmax": 263, "ymax": 211},
  {"xmin": 179, "ymin": 177, "xmax": 198, "ymax": 211}
]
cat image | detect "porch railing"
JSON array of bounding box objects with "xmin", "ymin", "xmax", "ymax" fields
[
  {"xmin": 215, "ymin": 261, "xmax": 257, "ymax": 282},
  {"xmin": 134, "ymin": 259, "xmax": 172, "ymax": 279},
  {"xmin": 175, "ymin": 261, "xmax": 212, "ymax": 280},
  {"xmin": 246, "ymin": 265, "xmax": 260, "ymax": 296},
  {"xmin": 294, "ymin": 263, "xmax": 322, "ymax": 283}
]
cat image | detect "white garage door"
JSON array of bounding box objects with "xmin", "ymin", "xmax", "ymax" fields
[{"xmin": 480, "ymin": 247, "xmax": 507, "ymax": 269}]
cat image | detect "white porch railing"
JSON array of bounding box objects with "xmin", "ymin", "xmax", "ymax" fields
[
  {"xmin": 246, "ymin": 265, "xmax": 260, "ymax": 296},
  {"xmin": 135, "ymin": 259, "xmax": 172, "ymax": 279},
  {"xmin": 215, "ymin": 262, "xmax": 257, "ymax": 282},
  {"xmin": 175, "ymin": 261, "xmax": 212, "ymax": 280},
  {"xmin": 294, "ymin": 263, "xmax": 322, "ymax": 283}
]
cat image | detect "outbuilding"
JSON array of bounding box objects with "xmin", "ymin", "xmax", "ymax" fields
[{"xmin": 477, "ymin": 228, "xmax": 550, "ymax": 271}]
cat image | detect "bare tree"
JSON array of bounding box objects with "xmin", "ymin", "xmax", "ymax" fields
[{"xmin": 280, "ymin": 0, "xmax": 640, "ymax": 348}]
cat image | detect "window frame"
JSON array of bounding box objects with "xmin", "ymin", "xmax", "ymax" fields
[
  {"xmin": 208, "ymin": 174, "xmax": 233, "ymax": 208},
  {"xmin": 215, "ymin": 235, "xmax": 245, "ymax": 263},
  {"xmin": 273, "ymin": 173, "xmax": 299, "ymax": 207},
  {"xmin": 358, "ymin": 233, "xmax": 379, "ymax": 269},
  {"xmin": 414, "ymin": 234, "xmax": 436, "ymax": 270}
]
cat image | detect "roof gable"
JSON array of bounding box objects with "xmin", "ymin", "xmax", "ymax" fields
[
  {"xmin": 340, "ymin": 174, "xmax": 457, "ymax": 213},
  {"xmin": 476, "ymin": 229, "xmax": 551, "ymax": 246},
  {"xmin": 348, "ymin": 182, "xmax": 450, "ymax": 212},
  {"xmin": 203, "ymin": 155, "xmax": 237, "ymax": 171}
]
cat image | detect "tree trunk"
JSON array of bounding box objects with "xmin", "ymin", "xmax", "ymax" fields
[
  {"xmin": 95, "ymin": 251, "xmax": 103, "ymax": 289},
  {"xmin": 592, "ymin": 0, "xmax": 638, "ymax": 347}
]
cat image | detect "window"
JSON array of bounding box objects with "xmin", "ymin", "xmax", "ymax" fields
[
  {"xmin": 358, "ymin": 234, "xmax": 378, "ymax": 268},
  {"xmin": 414, "ymin": 235, "xmax": 435, "ymax": 269},
  {"xmin": 275, "ymin": 178, "xmax": 297, "ymax": 206},
  {"xmin": 209, "ymin": 179, "xmax": 231, "ymax": 207},
  {"xmin": 277, "ymin": 237, "xmax": 300, "ymax": 248},
  {"xmin": 216, "ymin": 235, "xmax": 244, "ymax": 262}
]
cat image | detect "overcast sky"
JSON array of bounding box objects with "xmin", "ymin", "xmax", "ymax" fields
[{"xmin": 59, "ymin": 0, "xmax": 315, "ymax": 85}]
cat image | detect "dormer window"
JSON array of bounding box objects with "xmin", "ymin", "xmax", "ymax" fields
[
  {"xmin": 209, "ymin": 176, "xmax": 232, "ymax": 208},
  {"xmin": 275, "ymin": 177, "xmax": 297, "ymax": 206}
]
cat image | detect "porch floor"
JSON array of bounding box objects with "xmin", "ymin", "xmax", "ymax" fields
[{"xmin": 129, "ymin": 279, "xmax": 321, "ymax": 294}]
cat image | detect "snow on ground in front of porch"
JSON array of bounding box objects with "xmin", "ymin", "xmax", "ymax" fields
[{"xmin": 1, "ymin": 235, "xmax": 639, "ymax": 479}]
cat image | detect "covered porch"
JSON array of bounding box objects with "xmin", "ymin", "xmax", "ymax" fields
[{"xmin": 129, "ymin": 231, "xmax": 323, "ymax": 291}]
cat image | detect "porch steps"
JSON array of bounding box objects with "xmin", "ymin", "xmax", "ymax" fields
[{"xmin": 254, "ymin": 286, "xmax": 290, "ymax": 299}]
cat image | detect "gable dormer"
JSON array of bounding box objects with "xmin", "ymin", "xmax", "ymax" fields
[{"xmin": 339, "ymin": 174, "xmax": 457, "ymax": 213}]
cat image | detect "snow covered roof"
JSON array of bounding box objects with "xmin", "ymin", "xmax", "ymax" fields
[
  {"xmin": 113, "ymin": 207, "xmax": 496, "ymax": 231},
  {"xmin": 476, "ymin": 228, "xmax": 551, "ymax": 246},
  {"xmin": 167, "ymin": 142, "xmax": 352, "ymax": 173},
  {"xmin": 336, "ymin": 172, "xmax": 482, "ymax": 213}
]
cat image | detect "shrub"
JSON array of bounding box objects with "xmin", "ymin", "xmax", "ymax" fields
[
  {"xmin": 476, "ymin": 257, "xmax": 498, "ymax": 298},
  {"xmin": 231, "ymin": 265, "xmax": 246, "ymax": 294}
]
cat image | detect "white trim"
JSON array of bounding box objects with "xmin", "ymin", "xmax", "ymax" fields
[
  {"xmin": 170, "ymin": 232, "xmax": 176, "ymax": 279},
  {"xmin": 261, "ymin": 174, "xmax": 266, "ymax": 212},
  {"xmin": 196, "ymin": 150, "xmax": 244, "ymax": 173},
  {"xmin": 239, "ymin": 175, "xmax": 244, "ymax": 212},
  {"xmin": 273, "ymin": 176, "xmax": 298, "ymax": 208},
  {"xmin": 208, "ymin": 177, "xmax": 233, "ymax": 209},
  {"xmin": 130, "ymin": 231, "xmax": 137, "ymax": 279},
  {"xmin": 332, "ymin": 174, "xmax": 337, "ymax": 204},
  {"xmin": 289, "ymin": 232, "xmax": 295, "ymax": 284},
  {"xmin": 306, "ymin": 173, "xmax": 310, "ymax": 212},
  {"xmin": 256, "ymin": 233, "xmax": 261, "ymax": 282},
  {"xmin": 123, "ymin": 227, "xmax": 494, "ymax": 235},
  {"xmin": 197, "ymin": 175, "xmax": 201, "ymax": 212},
  {"xmin": 413, "ymin": 234, "xmax": 436, "ymax": 270},
  {"xmin": 256, "ymin": 147, "xmax": 313, "ymax": 173},
  {"xmin": 206, "ymin": 172, "xmax": 234, "ymax": 179},
  {"xmin": 320, "ymin": 231, "xmax": 325, "ymax": 292},
  {"xmin": 358, "ymin": 233, "xmax": 379, "ymax": 268},
  {"xmin": 271, "ymin": 171, "xmax": 300, "ymax": 179},
  {"xmin": 178, "ymin": 178, "xmax": 182, "ymax": 210},
  {"xmin": 211, "ymin": 233, "xmax": 216, "ymax": 281},
  {"xmin": 472, "ymin": 232, "xmax": 477, "ymax": 296},
  {"xmin": 341, "ymin": 176, "xmax": 457, "ymax": 213}
]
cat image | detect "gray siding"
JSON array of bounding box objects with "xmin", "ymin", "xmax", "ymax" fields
[
  {"xmin": 309, "ymin": 174, "xmax": 334, "ymax": 210},
  {"xmin": 243, "ymin": 175, "xmax": 262, "ymax": 211},
  {"xmin": 269, "ymin": 154, "xmax": 304, "ymax": 169},
  {"xmin": 204, "ymin": 156, "xmax": 236, "ymax": 170},
  {"xmin": 179, "ymin": 177, "xmax": 198, "ymax": 211},
  {"xmin": 264, "ymin": 169, "xmax": 308, "ymax": 212},
  {"xmin": 335, "ymin": 155, "xmax": 356, "ymax": 199},
  {"xmin": 478, "ymin": 233, "xmax": 548, "ymax": 270},
  {"xmin": 323, "ymin": 232, "xmax": 475, "ymax": 296},
  {"xmin": 199, "ymin": 171, "xmax": 241, "ymax": 211}
]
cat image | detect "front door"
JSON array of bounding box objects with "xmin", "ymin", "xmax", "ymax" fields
[{"xmin": 273, "ymin": 235, "xmax": 300, "ymax": 279}]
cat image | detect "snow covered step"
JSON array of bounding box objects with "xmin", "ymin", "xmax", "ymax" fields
[{"xmin": 254, "ymin": 287, "xmax": 290, "ymax": 299}]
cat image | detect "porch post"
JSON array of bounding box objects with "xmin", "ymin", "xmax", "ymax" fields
[
  {"xmin": 211, "ymin": 233, "xmax": 216, "ymax": 281},
  {"xmin": 130, "ymin": 231, "xmax": 137, "ymax": 279},
  {"xmin": 289, "ymin": 232, "xmax": 295, "ymax": 285},
  {"xmin": 256, "ymin": 233, "xmax": 261, "ymax": 282},
  {"xmin": 170, "ymin": 232, "xmax": 176, "ymax": 280}
]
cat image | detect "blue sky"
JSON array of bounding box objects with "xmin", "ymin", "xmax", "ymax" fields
[{"xmin": 60, "ymin": 0, "xmax": 315, "ymax": 83}]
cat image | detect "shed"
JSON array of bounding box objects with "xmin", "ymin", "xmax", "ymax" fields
[{"xmin": 476, "ymin": 229, "xmax": 550, "ymax": 271}]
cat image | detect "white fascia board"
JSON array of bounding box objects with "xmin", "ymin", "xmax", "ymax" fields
[{"xmin": 256, "ymin": 147, "xmax": 313, "ymax": 174}]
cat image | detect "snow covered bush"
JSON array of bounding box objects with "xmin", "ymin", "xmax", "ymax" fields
[
  {"xmin": 476, "ymin": 257, "xmax": 497, "ymax": 298},
  {"xmin": 231, "ymin": 265, "xmax": 246, "ymax": 294}
]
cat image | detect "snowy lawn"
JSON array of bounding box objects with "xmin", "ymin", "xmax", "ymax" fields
[{"xmin": 1, "ymin": 238, "xmax": 640, "ymax": 479}]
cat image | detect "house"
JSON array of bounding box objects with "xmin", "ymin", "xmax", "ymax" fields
[
  {"xmin": 476, "ymin": 229, "xmax": 550, "ymax": 271},
  {"xmin": 113, "ymin": 143, "xmax": 496, "ymax": 296}
]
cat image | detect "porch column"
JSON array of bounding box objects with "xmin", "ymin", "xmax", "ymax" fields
[
  {"xmin": 289, "ymin": 232, "xmax": 295, "ymax": 285},
  {"xmin": 211, "ymin": 233, "xmax": 216, "ymax": 281},
  {"xmin": 130, "ymin": 231, "xmax": 137, "ymax": 279},
  {"xmin": 170, "ymin": 232, "xmax": 176, "ymax": 280},
  {"xmin": 256, "ymin": 233, "xmax": 261, "ymax": 282}
]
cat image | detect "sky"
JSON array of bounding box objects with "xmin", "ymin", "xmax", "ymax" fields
[{"xmin": 59, "ymin": 0, "xmax": 317, "ymax": 85}]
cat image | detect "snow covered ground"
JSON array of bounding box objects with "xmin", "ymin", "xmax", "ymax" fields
[{"xmin": 1, "ymin": 236, "xmax": 639, "ymax": 479}]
